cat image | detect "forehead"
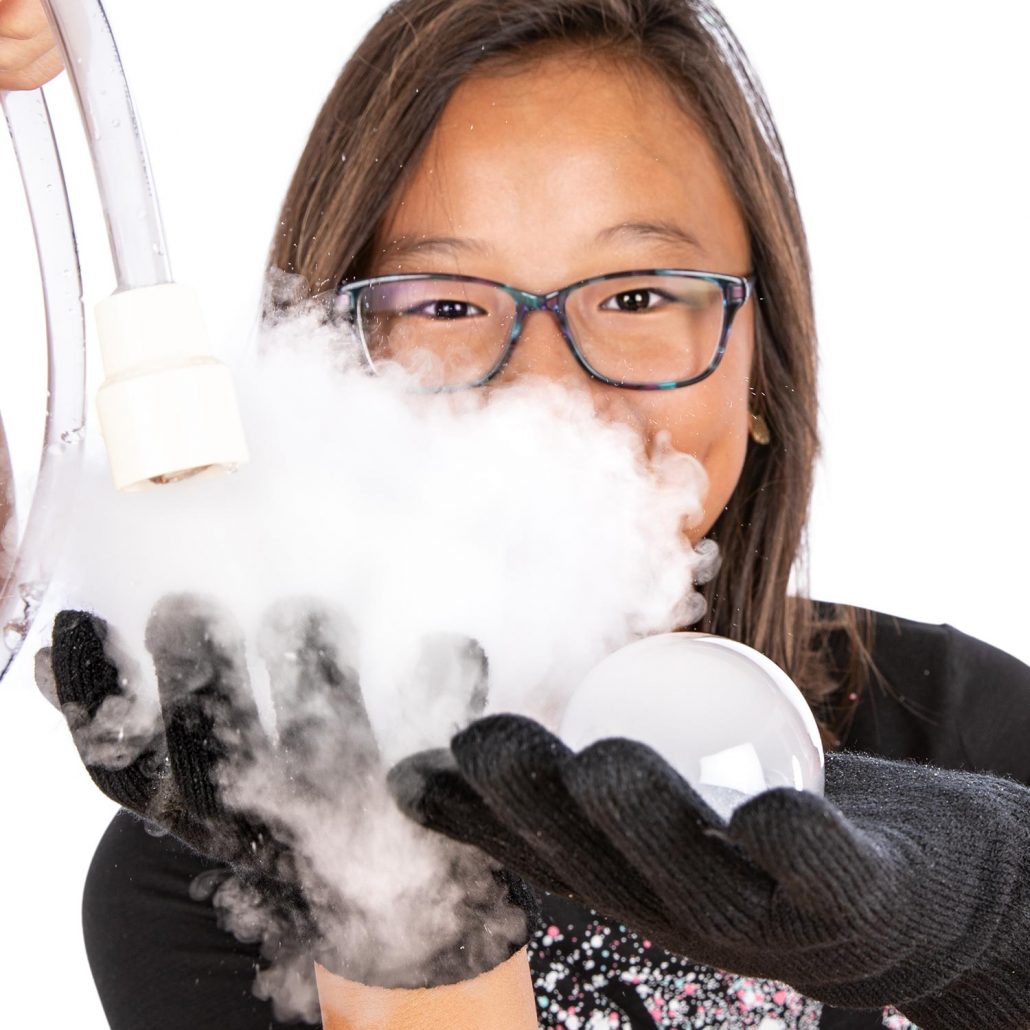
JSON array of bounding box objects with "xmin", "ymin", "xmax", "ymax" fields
[{"xmin": 376, "ymin": 52, "xmax": 750, "ymax": 280}]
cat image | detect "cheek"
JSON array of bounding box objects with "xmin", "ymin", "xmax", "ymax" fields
[
  {"xmin": 687, "ymin": 409, "xmax": 750, "ymax": 541},
  {"xmin": 622, "ymin": 327, "xmax": 754, "ymax": 542}
]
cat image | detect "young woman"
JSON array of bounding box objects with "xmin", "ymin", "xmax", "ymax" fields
[{"xmin": 7, "ymin": 1, "xmax": 1029, "ymax": 1028}]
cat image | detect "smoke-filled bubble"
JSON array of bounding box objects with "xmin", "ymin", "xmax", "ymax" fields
[{"xmin": 41, "ymin": 273, "xmax": 717, "ymax": 1017}]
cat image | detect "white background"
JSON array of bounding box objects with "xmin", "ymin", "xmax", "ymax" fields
[{"xmin": 2, "ymin": 1, "xmax": 1028, "ymax": 1025}]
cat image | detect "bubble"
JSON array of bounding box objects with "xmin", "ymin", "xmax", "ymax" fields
[
  {"xmin": 59, "ymin": 427, "xmax": 86, "ymax": 446},
  {"xmin": 21, "ymin": 580, "xmax": 46, "ymax": 602},
  {"xmin": 2, "ymin": 622, "xmax": 25, "ymax": 652},
  {"xmin": 558, "ymin": 633, "xmax": 824, "ymax": 821}
]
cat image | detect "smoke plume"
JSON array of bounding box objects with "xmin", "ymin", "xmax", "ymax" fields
[{"xmin": 44, "ymin": 276, "xmax": 715, "ymax": 1020}]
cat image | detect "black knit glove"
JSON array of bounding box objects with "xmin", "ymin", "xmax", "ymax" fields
[
  {"xmin": 42, "ymin": 600, "xmax": 534, "ymax": 992},
  {"xmin": 389, "ymin": 713, "xmax": 1030, "ymax": 1029}
]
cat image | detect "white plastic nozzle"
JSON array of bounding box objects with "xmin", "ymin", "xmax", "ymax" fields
[{"xmin": 95, "ymin": 283, "xmax": 249, "ymax": 491}]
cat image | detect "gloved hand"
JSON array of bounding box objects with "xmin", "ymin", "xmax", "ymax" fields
[
  {"xmin": 389, "ymin": 713, "xmax": 1030, "ymax": 1030},
  {"xmin": 42, "ymin": 599, "xmax": 535, "ymax": 998}
]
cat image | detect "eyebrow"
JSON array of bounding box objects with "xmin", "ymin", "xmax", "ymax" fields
[
  {"xmin": 378, "ymin": 220, "xmax": 708, "ymax": 264},
  {"xmin": 377, "ymin": 234, "xmax": 492, "ymax": 263},
  {"xmin": 595, "ymin": 220, "xmax": 709, "ymax": 255}
]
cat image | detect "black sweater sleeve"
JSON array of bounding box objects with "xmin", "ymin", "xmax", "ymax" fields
[
  {"xmin": 837, "ymin": 608, "xmax": 1030, "ymax": 783},
  {"xmin": 819, "ymin": 607, "xmax": 1030, "ymax": 1030},
  {"xmin": 82, "ymin": 811, "xmax": 291, "ymax": 1029}
]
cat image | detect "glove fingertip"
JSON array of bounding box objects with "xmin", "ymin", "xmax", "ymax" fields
[
  {"xmin": 460, "ymin": 638, "xmax": 489, "ymax": 720},
  {"xmin": 388, "ymin": 748, "xmax": 511, "ymax": 848},
  {"xmin": 386, "ymin": 749, "xmax": 459, "ymax": 826},
  {"xmin": 729, "ymin": 785, "xmax": 834, "ymax": 842},
  {"xmin": 452, "ymin": 714, "xmax": 569, "ymax": 777},
  {"xmin": 568, "ymin": 737, "xmax": 726, "ymax": 828},
  {"xmin": 51, "ymin": 609, "xmax": 120, "ymax": 711},
  {"xmin": 727, "ymin": 786, "xmax": 869, "ymax": 901},
  {"xmin": 388, "ymin": 749, "xmax": 544, "ymax": 875},
  {"xmin": 54, "ymin": 608, "xmax": 106, "ymax": 635},
  {"xmin": 52, "ymin": 609, "xmax": 108, "ymax": 657}
]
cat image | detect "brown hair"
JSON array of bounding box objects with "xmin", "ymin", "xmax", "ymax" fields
[{"xmin": 268, "ymin": 0, "xmax": 873, "ymax": 745}]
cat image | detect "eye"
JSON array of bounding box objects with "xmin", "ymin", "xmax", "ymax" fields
[
  {"xmin": 406, "ymin": 299, "xmax": 488, "ymax": 319},
  {"xmin": 599, "ymin": 288, "xmax": 673, "ymax": 313}
]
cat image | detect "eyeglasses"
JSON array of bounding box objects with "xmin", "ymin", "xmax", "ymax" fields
[{"xmin": 331, "ymin": 269, "xmax": 755, "ymax": 391}]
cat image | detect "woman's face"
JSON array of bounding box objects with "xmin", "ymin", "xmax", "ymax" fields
[{"xmin": 373, "ymin": 53, "xmax": 754, "ymax": 540}]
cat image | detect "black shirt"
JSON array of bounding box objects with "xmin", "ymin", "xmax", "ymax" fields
[{"xmin": 80, "ymin": 606, "xmax": 1030, "ymax": 1029}]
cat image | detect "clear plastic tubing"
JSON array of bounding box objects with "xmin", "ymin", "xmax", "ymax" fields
[
  {"xmin": 44, "ymin": 0, "xmax": 172, "ymax": 290},
  {"xmin": 2, "ymin": 0, "xmax": 169, "ymax": 677},
  {"xmin": 44, "ymin": 0, "xmax": 247, "ymax": 495},
  {"xmin": 1, "ymin": 0, "xmax": 246, "ymax": 680},
  {"xmin": 0, "ymin": 87, "xmax": 86, "ymax": 680},
  {"xmin": 1, "ymin": 0, "xmax": 163, "ymax": 679}
]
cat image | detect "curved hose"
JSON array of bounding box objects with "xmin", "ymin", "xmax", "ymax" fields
[
  {"xmin": 2, "ymin": 0, "xmax": 168, "ymax": 677},
  {"xmin": 1, "ymin": 0, "xmax": 247, "ymax": 679},
  {"xmin": 2, "ymin": 0, "xmax": 176, "ymax": 677},
  {"xmin": 0, "ymin": 86, "xmax": 85, "ymax": 680},
  {"xmin": 43, "ymin": 0, "xmax": 171, "ymax": 290}
]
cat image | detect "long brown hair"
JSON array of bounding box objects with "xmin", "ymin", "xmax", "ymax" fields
[{"xmin": 268, "ymin": 0, "xmax": 872, "ymax": 744}]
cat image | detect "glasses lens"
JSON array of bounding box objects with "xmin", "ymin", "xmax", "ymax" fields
[
  {"xmin": 566, "ymin": 274, "xmax": 727, "ymax": 386},
  {"xmin": 357, "ymin": 278, "xmax": 515, "ymax": 389}
]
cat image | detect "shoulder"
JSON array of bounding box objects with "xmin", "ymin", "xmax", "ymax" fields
[
  {"xmin": 812, "ymin": 601, "xmax": 1030, "ymax": 782},
  {"xmin": 83, "ymin": 810, "xmax": 277, "ymax": 1028}
]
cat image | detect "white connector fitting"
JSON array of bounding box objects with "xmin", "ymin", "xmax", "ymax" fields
[{"xmin": 95, "ymin": 283, "xmax": 249, "ymax": 491}]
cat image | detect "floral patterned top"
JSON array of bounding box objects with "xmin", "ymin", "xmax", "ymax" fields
[{"xmin": 528, "ymin": 896, "xmax": 918, "ymax": 1029}]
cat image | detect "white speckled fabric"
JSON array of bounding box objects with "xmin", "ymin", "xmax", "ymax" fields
[{"xmin": 528, "ymin": 910, "xmax": 919, "ymax": 1029}]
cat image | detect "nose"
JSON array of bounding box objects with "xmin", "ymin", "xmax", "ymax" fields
[
  {"xmin": 496, "ymin": 307, "xmax": 584, "ymax": 385},
  {"xmin": 493, "ymin": 305, "xmax": 646, "ymax": 436}
]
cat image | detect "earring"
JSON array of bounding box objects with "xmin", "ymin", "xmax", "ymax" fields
[{"xmin": 749, "ymin": 412, "xmax": 771, "ymax": 445}]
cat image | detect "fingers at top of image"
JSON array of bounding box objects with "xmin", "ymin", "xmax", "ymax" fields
[
  {"xmin": 389, "ymin": 632, "xmax": 491, "ymax": 758},
  {"xmin": 48, "ymin": 609, "xmax": 166, "ymax": 812},
  {"xmin": 0, "ymin": 0, "xmax": 61, "ymax": 90},
  {"xmin": 410, "ymin": 633, "xmax": 489, "ymax": 723},
  {"xmin": 145, "ymin": 593, "xmax": 266, "ymax": 822},
  {"xmin": 0, "ymin": 0, "xmax": 50, "ymax": 39},
  {"xmin": 258, "ymin": 598, "xmax": 379, "ymax": 787}
]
